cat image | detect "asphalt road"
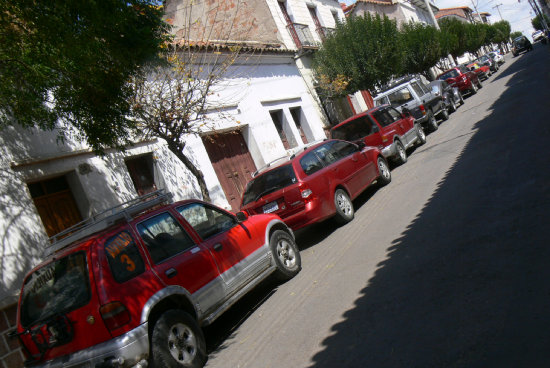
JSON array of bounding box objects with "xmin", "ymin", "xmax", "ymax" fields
[{"xmin": 203, "ymin": 44, "xmax": 550, "ymax": 368}]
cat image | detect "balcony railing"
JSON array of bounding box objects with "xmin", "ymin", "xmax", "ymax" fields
[
  {"xmin": 286, "ymin": 23, "xmax": 318, "ymax": 50},
  {"xmin": 316, "ymin": 26, "xmax": 336, "ymax": 41}
]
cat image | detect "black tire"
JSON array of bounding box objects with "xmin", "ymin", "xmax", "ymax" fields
[
  {"xmin": 270, "ymin": 230, "xmax": 301, "ymax": 281},
  {"xmin": 415, "ymin": 123, "xmax": 426, "ymax": 145},
  {"xmin": 377, "ymin": 156, "xmax": 391, "ymax": 186},
  {"xmin": 151, "ymin": 310, "xmax": 207, "ymax": 368},
  {"xmin": 439, "ymin": 107, "xmax": 449, "ymax": 121},
  {"xmin": 427, "ymin": 111, "xmax": 438, "ymax": 131},
  {"xmin": 470, "ymin": 82, "xmax": 478, "ymax": 95},
  {"xmin": 393, "ymin": 140, "xmax": 407, "ymax": 164},
  {"xmin": 459, "ymin": 93, "xmax": 465, "ymax": 105},
  {"xmin": 478, "ymin": 79, "xmax": 483, "ymax": 88},
  {"xmin": 449, "ymin": 99, "xmax": 457, "ymax": 113},
  {"xmin": 334, "ymin": 188, "xmax": 354, "ymax": 224}
]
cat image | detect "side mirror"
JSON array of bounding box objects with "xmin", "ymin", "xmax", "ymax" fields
[
  {"xmin": 236, "ymin": 211, "xmax": 248, "ymax": 222},
  {"xmin": 402, "ymin": 108, "xmax": 411, "ymax": 117},
  {"xmin": 356, "ymin": 141, "xmax": 366, "ymax": 150}
]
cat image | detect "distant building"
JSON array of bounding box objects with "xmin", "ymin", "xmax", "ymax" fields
[
  {"xmin": 435, "ymin": 6, "xmax": 476, "ymax": 23},
  {"xmin": 345, "ymin": 0, "xmax": 439, "ymax": 26}
]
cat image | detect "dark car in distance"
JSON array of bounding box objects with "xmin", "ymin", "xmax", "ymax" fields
[
  {"xmin": 512, "ymin": 35, "xmax": 533, "ymax": 56},
  {"xmin": 428, "ymin": 80, "xmax": 464, "ymax": 113}
]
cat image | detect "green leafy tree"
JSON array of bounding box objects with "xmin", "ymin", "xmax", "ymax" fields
[
  {"xmin": 510, "ymin": 31, "xmax": 523, "ymax": 39},
  {"xmin": 0, "ymin": 0, "xmax": 170, "ymax": 151},
  {"xmin": 401, "ymin": 22, "xmax": 443, "ymax": 76},
  {"xmin": 532, "ymin": 14, "xmax": 550, "ymax": 31},
  {"xmin": 313, "ymin": 13, "xmax": 403, "ymax": 96},
  {"xmin": 439, "ymin": 18, "xmax": 471, "ymax": 60},
  {"xmin": 491, "ymin": 20, "xmax": 511, "ymax": 44}
]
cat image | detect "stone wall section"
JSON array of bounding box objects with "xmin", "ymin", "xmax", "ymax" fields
[{"xmin": 0, "ymin": 304, "xmax": 23, "ymax": 368}]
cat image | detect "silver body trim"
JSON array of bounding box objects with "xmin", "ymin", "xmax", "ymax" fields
[{"xmin": 31, "ymin": 322, "xmax": 149, "ymax": 368}]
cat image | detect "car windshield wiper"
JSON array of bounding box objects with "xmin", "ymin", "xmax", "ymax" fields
[{"xmin": 254, "ymin": 185, "xmax": 282, "ymax": 202}]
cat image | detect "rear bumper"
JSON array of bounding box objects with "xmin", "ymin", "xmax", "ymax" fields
[
  {"xmin": 282, "ymin": 197, "xmax": 332, "ymax": 231},
  {"xmin": 28, "ymin": 323, "xmax": 149, "ymax": 368}
]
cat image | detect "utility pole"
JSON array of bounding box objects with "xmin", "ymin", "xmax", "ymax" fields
[
  {"xmin": 423, "ymin": 0, "xmax": 456, "ymax": 66},
  {"xmin": 527, "ymin": 0, "xmax": 549, "ymax": 32},
  {"xmin": 492, "ymin": 3, "xmax": 504, "ymax": 20}
]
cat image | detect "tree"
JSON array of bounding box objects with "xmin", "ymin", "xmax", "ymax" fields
[
  {"xmin": 510, "ymin": 31, "xmax": 523, "ymax": 40},
  {"xmin": 438, "ymin": 18, "xmax": 471, "ymax": 61},
  {"xmin": 0, "ymin": 0, "xmax": 170, "ymax": 152},
  {"xmin": 532, "ymin": 14, "xmax": 550, "ymax": 31},
  {"xmin": 400, "ymin": 22, "xmax": 444, "ymax": 77},
  {"xmin": 313, "ymin": 13, "xmax": 403, "ymax": 95},
  {"xmin": 128, "ymin": 0, "xmax": 258, "ymax": 202}
]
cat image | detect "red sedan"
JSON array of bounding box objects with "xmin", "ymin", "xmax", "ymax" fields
[{"xmin": 240, "ymin": 139, "xmax": 391, "ymax": 230}]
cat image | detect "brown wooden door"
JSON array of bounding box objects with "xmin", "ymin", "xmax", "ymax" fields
[
  {"xmin": 202, "ymin": 132, "xmax": 257, "ymax": 212},
  {"xmin": 33, "ymin": 191, "xmax": 82, "ymax": 237}
]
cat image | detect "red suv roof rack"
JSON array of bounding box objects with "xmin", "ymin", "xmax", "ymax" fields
[{"xmin": 44, "ymin": 190, "xmax": 173, "ymax": 257}]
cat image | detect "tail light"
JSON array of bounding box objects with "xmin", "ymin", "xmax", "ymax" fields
[
  {"xmin": 419, "ymin": 104, "xmax": 426, "ymax": 116},
  {"xmin": 100, "ymin": 302, "xmax": 130, "ymax": 331},
  {"xmin": 462, "ymin": 75, "xmax": 468, "ymax": 82}
]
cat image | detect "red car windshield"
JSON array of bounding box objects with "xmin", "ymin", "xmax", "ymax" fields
[
  {"xmin": 439, "ymin": 69, "xmax": 459, "ymax": 80},
  {"xmin": 20, "ymin": 252, "xmax": 90, "ymax": 328},
  {"xmin": 242, "ymin": 164, "xmax": 297, "ymax": 206}
]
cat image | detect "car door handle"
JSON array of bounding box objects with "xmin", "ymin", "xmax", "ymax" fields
[
  {"xmin": 213, "ymin": 243, "xmax": 223, "ymax": 252},
  {"xmin": 165, "ymin": 268, "xmax": 177, "ymax": 278}
]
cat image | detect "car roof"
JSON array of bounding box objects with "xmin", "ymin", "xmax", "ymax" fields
[
  {"xmin": 332, "ymin": 106, "xmax": 385, "ymax": 129},
  {"xmin": 374, "ymin": 75, "xmax": 422, "ymax": 97}
]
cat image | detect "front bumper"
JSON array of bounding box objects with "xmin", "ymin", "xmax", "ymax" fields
[{"xmin": 29, "ymin": 323, "xmax": 150, "ymax": 368}]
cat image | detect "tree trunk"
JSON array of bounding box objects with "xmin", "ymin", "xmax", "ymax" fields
[{"xmin": 166, "ymin": 143, "xmax": 212, "ymax": 203}]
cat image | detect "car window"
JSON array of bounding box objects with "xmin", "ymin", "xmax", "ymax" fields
[
  {"xmin": 387, "ymin": 107, "xmax": 403, "ymax": 121},
  {"xmin": 242, "ymin": 165, "xmax": 296, "ymax": 206},
  {"xmin": 371, "ymin": 108, "xmax": 396, "ymax": 127},
  {"xmin": 410, "ymin": 82, "xmax": 424, "ymax": 97},
  {"xmin": 137, "ymin": 212, "xmax": 195, "ymax": 264},
  {"xmin": 20, "ymin": 252, "xmax": 91, "ymax": 328},
  {"xmin": 300, "ymin": 151, "xmax": 324, "ymax": 175},
  {"xmin": 386, "ymin": 87, "xmax": 413, "ymax": 107},
  {"xmin": 331, "ymin": 141, "xmax": 359, "ymax": 159},
  {"xmin": 310, "ymin": 142, "xmax": 338, "ymax": 165},
  {"xmin": 331, "ymin": 115, "xmax": 377, "ymax": 141},
  {"xmin": 177, "ymin": 203, "xmax": 236, "ymax": 240},
  {"xmin": 439, "ymin": 70, "xmax": 459, "ymax": 80},
  {"xmin": 374, "ymin": 96, "xmax": 389, "ymax": 107},
  {"xmin": 105, "ymin": 231, "xmax": 146, "ymax": 283}
]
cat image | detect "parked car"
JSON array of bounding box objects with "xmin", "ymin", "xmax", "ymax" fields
[
  {"xmin": 532, "ymin": 30, "xmax": 545, "ymax": 42},
  {"xmin": 240, "ymin": 139, "xmax": 391, "ymax": 230},
  {"xmin": 438, "ymin": 65, "xmax": 482, "ymax": 96},
  {"xmin": 331, "ymin": 104, "xmax": 425, "ymax": 164},
  {"xmin": 13, "ymin": 191, "xmax": 301, "ymax": 368},
  {"xmin": 373, "ymin": 75, "xmax": 447, "ymax": 132},
  {"xmin": 489, "ymin": 51, "xmax": 505, "ymax": 65},
  {"xmin": 428, "ymin": 80, "xmax": 464, "ymax": 113},
  {"xmin": 512, "ymin": 35, "xmax": 533, "ymax": 56},
  {"xmin": 476, "ymin": 54, "xmax": 499, "ymax": 73},
  {"xmin": 466, "ymin": 62, "xmax": 490, "ymax": 80}
]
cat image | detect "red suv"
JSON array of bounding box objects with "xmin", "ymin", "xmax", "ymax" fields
[
  {"xmin": 331, "ymin": 105, "xmax": 425, "ymax": 165},
  {"xmin": 438, "ymin": 66, "xmax": 482, "ymax": 96},
  {"xmin": 240, "ymin": 139, "xmax": 391, "ymax": 230},
  {"xmin": 13, "ymin": 191, "xmax": 300, "ymax": 368}
]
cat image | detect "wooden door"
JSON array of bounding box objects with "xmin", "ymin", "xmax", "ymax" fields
[
  {"xmin": 202, "ymin": 132, "xmax": 257, "ymax": 212},
  {"xmin": 33, "ymin": 191, "xmax": 82, "ymax": 237}
]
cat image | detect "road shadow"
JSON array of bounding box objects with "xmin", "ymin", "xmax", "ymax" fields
[{"xmin": 307, "ymin": 47, "xmax": 550, "ymax": 367}]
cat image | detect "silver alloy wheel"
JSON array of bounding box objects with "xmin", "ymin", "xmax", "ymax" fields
[
  {"xmin": 335, "ymin": 191, "xmax": 352, "ymax": 217},
  {"xmin": 378, "ymin": 158, "xmax": 390, "ymax": 180},
  {"xmin": 276, "ymin": 238, "xmax": 297, "ymax": 269},
  {"xmin": 168, "ymin": 323, "xmax": 198, "ymax": 364}
]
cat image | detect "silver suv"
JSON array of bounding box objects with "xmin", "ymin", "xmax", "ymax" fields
[{"xmin": 373, "ymin": 75, "xmax": 448, "ymax": 132}]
